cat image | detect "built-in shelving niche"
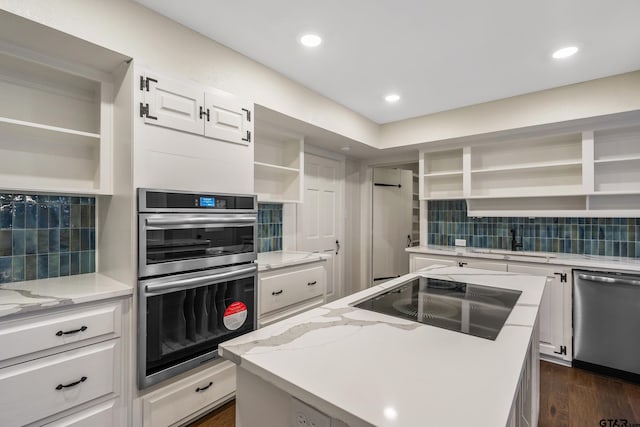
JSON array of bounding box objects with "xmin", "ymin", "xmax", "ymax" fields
[
  {"xmin": 421, "ymin": 122, "xmax": 640, "ymax": 217},
  {"xmin": 0, "ymin": 12, "xmax": 130, "ymax": 195}
]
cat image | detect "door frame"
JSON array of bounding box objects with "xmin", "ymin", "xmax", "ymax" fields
[
  {"xmin": 360, "ymin": 153, "xmax": 420, "ymax": 290},
  {"xmin": 293, "ymin": 144, "xmax": 346, "ymax": 301}
]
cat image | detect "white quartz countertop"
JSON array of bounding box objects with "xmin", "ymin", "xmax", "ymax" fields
[
  {"xmin": 220, "ymin": 265, "xmax": 545, "ymax": 427},
  {"xmin": 0, "ymin": 273, "xmax": 132, "ymax": 319},
  {"xmin": 407, "ymin": 244, "xmax": 640, "ymax": 272},
  {"xmin": 257, "ymin": 250, "xmax": 328, "ymax": 271}
]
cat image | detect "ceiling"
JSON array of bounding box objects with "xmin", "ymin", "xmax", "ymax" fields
[{"xmin": 134, "ymin": 0, "xmax": 640, "ymax": 125}]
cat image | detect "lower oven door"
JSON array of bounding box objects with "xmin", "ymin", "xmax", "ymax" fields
[{"xmin": 138, "ymin": 263, "xmax": 257, "ymax": 389}]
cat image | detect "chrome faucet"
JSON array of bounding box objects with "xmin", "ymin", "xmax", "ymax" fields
[{"xmin": 510, "ymin": 228, "xmax": 523, "ymax": 251}]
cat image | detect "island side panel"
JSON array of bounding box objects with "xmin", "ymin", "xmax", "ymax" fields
[{"xmin": 236, "ymin": 366, "xmax": 350, "ymax": 427}]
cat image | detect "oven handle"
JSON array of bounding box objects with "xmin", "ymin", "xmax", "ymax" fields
[
  {"xmin": 144, "ymin": 265, "xmax": 257, "ymax": 295},
  {"xmin": 145, "ymin": 216, "xmax": 256, "ymax": 228}
]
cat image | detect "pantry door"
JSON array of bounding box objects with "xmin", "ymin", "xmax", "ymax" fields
[{"xmin": 297, "ymin": 153, "xmax": 344, "ymax": 301}]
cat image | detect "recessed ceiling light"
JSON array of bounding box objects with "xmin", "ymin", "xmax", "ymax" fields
[
  {"xmin": 340, "ymin": 146, "xmax": 351, "ymax": 152},
  {"xmin": 385, "ymin": 94, "xmax": 400, "ymax": 103},
  {"xmin": 300, "ymin": 33, "xmax": 322, "ymax": 47},
  {"xmin": 552, "ymin": 46, "xmax": 579, "ymax": 59}
]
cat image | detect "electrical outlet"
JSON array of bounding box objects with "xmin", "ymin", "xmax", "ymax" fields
[
  {"xmin": 291, "ymin": 398, "xmax": 331, "ymax": 427},
  {"xmin": 455, "ymin": 239, "xmax": 466, "ymax": 247}
]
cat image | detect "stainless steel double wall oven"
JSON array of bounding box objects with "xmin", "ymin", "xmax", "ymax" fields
[{"xmin": 137, "ymin": 189, "xmax": 257, "ymax": 388}]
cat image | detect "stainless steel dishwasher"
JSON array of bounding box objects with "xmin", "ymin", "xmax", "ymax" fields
[{"xmin": 573, "ymin": 269, "xmax": 640, "ymax": 381}]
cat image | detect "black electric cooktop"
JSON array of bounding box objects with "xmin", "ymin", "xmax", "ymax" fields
[{"xmin": 354, "ymin": 277, "xmax": 522, "ymax": 340}]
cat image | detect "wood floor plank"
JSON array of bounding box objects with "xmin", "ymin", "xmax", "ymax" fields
[
  {"xmin": 623, "ymin": 381, "xmax": 640, "ymax": 422},
  {"xmin": 190, "ymin": 362, "xmax": 640, "ymax": 427},
  {"xmin": 189, "ymin": 400, "xmax": 235, "ymax": 427}
]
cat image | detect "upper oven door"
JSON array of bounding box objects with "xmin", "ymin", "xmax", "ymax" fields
[{"xmin": 139, "ymin": 212, "xmax": 256, "ymax": 277}]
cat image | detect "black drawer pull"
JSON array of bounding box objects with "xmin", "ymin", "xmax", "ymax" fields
[
  {"xmin": 195, "ymin": 381, "xmax": 213, "ymax": 392},
  {"xmin": 56, "ymin": 326, "xmax": 88, "ymax": 337},
  {"xmin": 272, "ymin": 290, "xmax": 283, "ymax": 296},
  {"xmin": 307, "ymin": 281, "xmax": 317, "ymax": 286},
  {"xmin": 56, "ymin": 376, "xmax": 87, "ymax": 390}
]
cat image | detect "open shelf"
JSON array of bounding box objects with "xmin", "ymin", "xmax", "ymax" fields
[
  {"xmin": 594, "ymin": 159, "xmax": 640, "ymax": 193},
  {"xmin": 253, "ymin": 123, "xmax": 303, "ymax": 203},
  {"xmin": 424, "ymin": 170, "xmax": 464, "ymax": 177},
  {"xmin": 594, "ymin": 155, "xmax": 640, "ymax": 164},
  {"xmin": 424, "ymin": 149, "xmax": 463, "ymax": 175},
  {"xmin": 0, "ymin": 44, "xmax": 115, "ymax": 194},
  {"xmin": 470, "ymin": 165, "xmax": 582, "ymax": 198},
  {"xmin": 471, "ymin": 159, "xmax": 582, "ymax": 174},
  {"xmin": 254, "ymin": 162, "xmax": 301, "ymax": 203},
  {"xmin": 253, "ymin": 161, "xmax": 299, "ymax": 173},
  {"xmin": 594, "ymin": 125, "xmax": 640, "ymax": 161}
]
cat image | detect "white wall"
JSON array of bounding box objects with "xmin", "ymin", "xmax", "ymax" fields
[
  {"xmin": 0, "ymin": 0, "xmax": 380, "ymax": 147},
  {"xmin": 2, "ymin": 1, "xmax": 639, "ymax": 152},
  {"xmin": 380, "ymin": 71, "xmax": 640, "ymax": 148}
]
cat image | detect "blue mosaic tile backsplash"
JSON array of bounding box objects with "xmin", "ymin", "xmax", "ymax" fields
[
  {"xmin": 428, "ymin": 200, "xmax": 640, "ymax": 258},
  {"xmin": 0, "ymin": 193, "xmax": 96, "ymax": 284},
  {"xmin": 258, "ymin": 203, "xmax": 282, "ymax": 253}
]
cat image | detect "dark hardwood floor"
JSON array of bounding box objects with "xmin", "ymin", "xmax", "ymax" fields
[
  {"xmin": 188, "ymin": 400, "xmax": 235, "ymax": 427},
  {"xmin": 189, "ymin": 361, "xmax": 640, "ymax": 427},
  {"xmin": 539, "ymin": 361, "xmax": 640, "ymax": 427}
]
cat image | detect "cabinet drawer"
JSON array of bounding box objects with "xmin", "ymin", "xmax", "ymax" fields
[
  {"xmin": 142, "ymin": 360, "xmax": 235, "ymax": 427},
  {"xmin": 0, "ymin": 301, "xmax": 121, "ymax": 363},
  {"xmin": 0, "ymin": 340, "xmax": 118, "ymax": 427},
  {"xmin": 43, "ymin": 399, "xmax": 116, "ymax": 427},
  {"xmin": 260, "ymin": 266, "xmax": 325, "ymax": 315}
]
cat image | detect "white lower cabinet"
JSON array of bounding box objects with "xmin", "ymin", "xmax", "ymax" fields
[
  {"xmin": 258, "ymin": 261, "xmax": 327, "ymax": 328},
  {"xmin": 0, "ymin": 299, "xmax": 126, "ymax": 427},
  {"xmin": 44, "ymin": 399, "xmax": 117, "ymax": 427},
  {"xmin": 409, "ymin": 253, "xmax": 507, "ymax": 272},
  {"xmin": 140, "ymin": 360, "xmax": 235, "ymax": 427},
  {"xmin": 508, "ymin": 263, "xmax": 570, "ymax": 360},
  {"xmin": 410, "ymin": 255, "xmax": 457, "ymax": 271}
]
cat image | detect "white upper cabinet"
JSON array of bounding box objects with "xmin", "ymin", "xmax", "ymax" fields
[
  {"xmin": 204, "ymin": 88, "xmax": 253, "ymax": 145},
  {"xmin": 140, "ymin": 71, "xmax": 253, "ymax": 146},
  {"xmin": 141, "ymin": 72, "xmax": 203, "ymax": 135},
  {"xmin": 420, "ymin": 118, "xmax": 640, "ymax": 217}
]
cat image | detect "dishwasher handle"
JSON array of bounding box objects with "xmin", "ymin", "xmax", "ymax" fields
[{"xmin": 577, "ymin": 273, "xmax": 640, "ymax": 287}]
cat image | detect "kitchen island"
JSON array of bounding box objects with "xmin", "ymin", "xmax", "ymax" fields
[{"xmin": 219, "ymin": 265, "xmax": 546, "ymax": 427}]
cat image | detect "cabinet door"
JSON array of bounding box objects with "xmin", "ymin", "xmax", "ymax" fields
[
  {"xmin": 507, "ymin": 264, "xmax": 566, "ymax": 358},
  {"xmin": 204, "ymin": 89, "xmax": 253, "ymax": 146},
  {"xmin": 462, "ymin": 259, "xmax": 507, "ymax": 271},
  {"xmin": 410, "ymin": 255, "xmax": 456, "ymax": 272},
  {"xmin": 142, "ymin": 72, "xmax": 204, "ymax": 135}
]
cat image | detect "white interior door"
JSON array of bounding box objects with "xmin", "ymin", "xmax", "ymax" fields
[
  {"xmin": 297, "ymin": 153, "xmax": 344, "ymax": 301},
  {"xmin": 372, "ymin": 168, "xmax": 412, "ymax": 284}
]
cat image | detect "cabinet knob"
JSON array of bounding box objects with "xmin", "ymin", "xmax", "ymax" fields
[
  {"xmin": 272, "ymin": 290, "xmax": 283, "ymax": 296},
  {"xmin": 307, "ymin": 281, "xmax": 317, "ymax": 286}
]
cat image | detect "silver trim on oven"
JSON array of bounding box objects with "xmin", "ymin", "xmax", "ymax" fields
[{"xmin": 137, "ymin": 264, "xmax": 257, "ymax": 389}]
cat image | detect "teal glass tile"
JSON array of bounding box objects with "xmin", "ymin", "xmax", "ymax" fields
[
  {"xmin": 427, "ymin": 200, "xmax": 639, "ymax": 259},
  {"xmin": 0, "ymin": 256, "xmax": 11, "ymax": 283},
  {"xmin": 0, "ymin": 193, "xmax": 95, "ymax": 283},
  {"xmin": 0, "ymin": 230, "xmax": 11, "ymax": 256},
  {"xmin": 12, "ymin": 230, "xmax": 25, "ymax": 255},
  {"xmin": 12, "ymin": 256, "xmax": 24, "ymax": 282}
]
